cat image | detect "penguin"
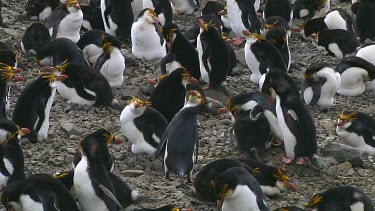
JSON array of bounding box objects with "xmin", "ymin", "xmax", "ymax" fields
[
  {"xmin": 155, "ymin": 90, "xmax": 202, "ymax": 183},
  {"xmin": 36, "ymin": 37, "xmax": 86, "ymax": 66},
  {"xmin": 1, "ymin": 174, "xmax": 80, "ymax": 211},
  {"xmin": 25, "ymin": 0, "xmax": 60, "ymax": 21},
  {"xmin": 211, "ymin": 167, "xmax": 269, "ymax": 211},
  {"xmin": 242, "ymin": 30, "xmax": 286, "ymax": 84},
  {"xmin": 314, "ymin": 29, "xmax": 359, "ymax": 59},
  {"xmin": 261, "ymin": 16, "xmax": 291, "ymax": 37},
  {"xmin": 143, "ymin": 0, "xmax": 173, "ymax": 26},
  {"xmin": 131, "ymin": 8, "xmax": 166, "ymax": 60},
  {"xmin": 292, "ymin": 0, "xmax": 317, "ymax": 20},
  {"xmin": 202, "ymin": 1, "xmax": 225, "ymax": 20},
  {"xmin": 265, "ymin": 27, "xmax": 291, "ymax": 71},
  {"xmin": 356, "ymin": 44, "xmax": 375, "ymax": 66},
  {"xmin": 162, "ymin": 23, "xmax": 200, "ymax": 80},
  {"xmin": 313, "ymin": 0, "xmax": 330, "ymax": 18},
  {"xmin": 300, "ymin": 63, "xmax": 341, "ymax": 109},
  {"xmin": 132, "ymin": 0, "xmax": 144, "ymax": 19},
  {"xmin": 336, "ymin": 110, "xmax": 375, "ymax": 155},
  {"xmin": 46, "ymin": 0, "xmax": 83, "ymax": 43},
  {"xmin": 197, "ymin": 19, "xmax": 231, "ymax": 95},
  {"xmin": 226, "ymin": 0, "xmax": 261, "ymax": 45},
  {"xmin": 21, "ymin": 22, "xmax": 52, "ymax": 57},
  {"xmin": 94, "ymin": 34, "xmax": 125, "ymax": 87},
  {"xmin": 170, "ymin": 0, "xmax": 200, "ymax": 15},
  {"xmin": 273, "ymin": 207, "xmax": 304, "ymax": 211},
  {"xmin": 355, "ymin": 1, "xmax": 375, "ymax": 42},
  {"xmin": 81, "ymin": 4, "xmax": 105, "ymax": 31},
  {"xmin": 218, "ymin": 5, "xmax": 231, "ymax": 31},
  {"xmin": 263, "ymin": 0, "xmax": 293, "ymax": 26},
  {"xmin": 149, "ymin": 68, "xmax": 198, "ymax": 122},
  {"xmin": 0, "ymin": 119, "xmax": 29, "ymax": 191},
  {"xmin": 72, "ymin": 129, "xmax": 122, "ymax": 171},
  {"xmin": 74, "ymin": 128, "xmax": 118, "ymax": 211},
  {"xmin": 101, "ymin": 0, "xmax": 134, "ymax": 39},
  {"xmin": 160, "ymin": 53, "xmax": 182, "ymax": 75},
  {"xmin": 305, "ymin": 186, "xmax": 375, "ymax": 211},
  {"xmin": 237, "ymin": 159, "xmax": 298, "ymax": 197},
  {"xmin": 266, "ymin": 69, "xmax": 320, "ymax": 168},
  {"xmin": 120, "ymin": 97, "xmax": 168, "ymax": 155},
  {"xmin": 133, "ymin": 205, "xmax": 192, "ymax": 211},
  {"xmin": 77, "ymin": 29, "xmax": 108, "ymax": 66},
  {"xmin": 12, "ymin": 72, "xmax": 68, "ymax": 143}
]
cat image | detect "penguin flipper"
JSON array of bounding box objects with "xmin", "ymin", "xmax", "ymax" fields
[
  {"xmin": 40, "ymin": 196, "xmax": 60, "ymax": 211},
  {"xmin": 201, "ymin": 38, "xmax": 211, "ymax": 74},
  {"xmin": 104, "ymin": 2, "xmax": 113, "ymax": 28},
  {"xmin": 98, "ymin": 184, "xmax": 124, "ymax": 210},
  {"xmin": 0, "ymin": 146, "xmax": 11, "ymax": 177},
  {"xmin": 35, "ymin": 97, "xmax": 49, "ymax": 133},
  {"xmin": 187, "ymin": 0, "xmax": 199, "ymax": 9},
  {"xmin": 75, "ymin": 83, "xmax": 97, "ymax": 101},
  {"xmin": 155, "ymin": 138, "xmax": 168, "ymax": 158},
  {"xmin": 309, "ymin": 81, "xmax": 322, "ymax": 107},
  {"xmin": 194, "ymin": 127, "xmax": 199, "ymax": 162},
  {"xmin": 160, "ymin": 53, "xmax": 177, "ymax": 75},
  {"xmin": 93, "ymin": 54, "xmax": 106, "ymax": 71}
]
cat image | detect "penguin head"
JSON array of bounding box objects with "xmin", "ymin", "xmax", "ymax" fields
[
  {"xmin": 138, "ymin": 8, "xmax": 160, "ymax": 24},
  {"xmin": 305, "ymin": 193, "xmax": 324, "ymax": 210},
  {"xmin": 336, "ymin": 110, "xmax": 359, "ymax": 129},
  {"xmin": 242, "ymin": 30, "xmax": 266, "ymax": 43},
  {"xmin": 79, "ymin": 129, "xmax": 122, "ymax": 158},
  {"xmin": 0, "ymin": 50, "xmax": 19, "ymax": 69},
  {"xmin": 272, "ymin": 168, "xmax": 298, "ymax": 192},
  {"xmin": 128, "ymin": 96, "xmax": 151, "ymax": 115},
  {"xmin": 62, "ymin": 0, "xmax": 81, "ymax": 11},
  {"xmin": 263, "ymin": 69, "xmax": 299, "ymax": 97},
  {"xmin": 217, "ymin": 5, "xmax": 228, "ymax": 17},
  {"xmin": 163, "ymin": 23, "xmax": 179, "ymax": 45},
  {"xmin": 197, "ymin": 19, "xmax": 219, "ymax": 34},
  {"xmin": 185, "ymin": 90, "xmax": 205, "ymax": 107},
  {"xmin": 293, "ymin": 0, "xmax": 316, "ymax": 20},
  {"xmin": 0, "ymin": 179, "xmax": 27, "ymax": 211},
  {"xmin": 202, "ymin": 1, "xmax": 224, "ymax": 16},
  {"xmin": 265, "ymin": 27, "xmax": 288, "ymax": 47},
  {"xmin": 181, "ymin": 70, "xmax": 199, "ymax": 86},
  {"xmin": 0, "ymin": 66, "xmax": 25, "ymax": 85},
  {"xmin": 88, "ymin": 128, "xmax": 123, "ymax": 145},
  {"xmin": 0, "ymin": 119, "xmax": 30, "ymax": 143},
  {"xmin": 39, "ymin": 72, "xmax": 68, "ymax": 88},
  {"xmin": 211, "ymin": 168, "xmax": 243, "ymax": 201},
  {"xmin": 102, "ymin": 34, "xmax": 121, "ymax": 54},
  {"xmin": 304, "ymin": 63, "xmax": 333, "ymax": 81}
]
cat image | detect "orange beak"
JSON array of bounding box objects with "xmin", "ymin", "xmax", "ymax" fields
[
  {"xmin": 286, "ymin": 182, "xmax": 298, "ymax": 192},
  {"xmin": 336, "ymin": 119, "xmax": 346, "ymax": 126},
  {"xmin": 152, "ymin": 16, "xmax": 160, "ymax": 23},
  {"xmin": 242, "ymin": 30, "xmax": 251, "ymax": 37},
  {"xmin": 56, "ymin": 74, "xmax": 68, "ymax": 81},
  {"xmin": 188, "ymin": 77, "xmax": 199, "ymax": 85},
  {"xmin": 74, "ymin": 4, "xmax": 81, "ymax": 9},
  {"xmin": 217, "ymin": 107, "xmax": 229, "ymax": 115},
  {"xmin": 12, "ymin": 76, "xmax": 25, "ymax": 82},
  {"xmin": 12, "ymin": 68, "xmax": 23, "ymax": 74},
  {"xmin": 43, "ymin": 66, "xmax": 55, "ymax": 72},
  {"xmin": 112, "ymin": 138, "xmax": 123, "ymax": 145}
]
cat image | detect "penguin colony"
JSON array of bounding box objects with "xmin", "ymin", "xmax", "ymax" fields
[{"xmin": 1, "ymin": 0, "xmax": 375, "ymax": 210}]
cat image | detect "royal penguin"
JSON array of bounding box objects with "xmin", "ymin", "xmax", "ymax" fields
[
  {"xmin": 77, "ymin": 29, "xmax": 108, "ymax": 66},
  {"xmin": 1, "ymin": 174, "xmax": 80, "ymax": 211},
  {"xmin": 305, "ymin": 186, "xmax": 375, "ymax": 211},
  {"xmin": 356, "ymin": 44, "xmax": 375, "ymax": 66},
  {"xmin": 21, "ymin": 23, "xmax": 52, "ymax": 57},
  {"xmin": 336, "ymin": 110, "xmax": 375, "ymax": 155},
  {"xmin": 292, "ymin": 0, "xmax": 317, "ymax": 20},
  {"xmin": 94, "ymin": 34, "xmax": 125, "ymax": 87},
  {"xmin": 263, "ymin": 0, "xmax": 293, "ymax": 26},
  {"xmin": 261, "ymin": 16, "xmax": 291, "ymax": 37},
  {"xmin": 101, "ymin": 0, "xmax": 134, "ymax": 39},
  {"xmin": 131, "ymin": 8, "xmax": 166, "ymax": 60},
  {"xmin": 266, "ymin": 69, "xmax": 320, "ymax": 168},
  {"xmin": 155, "ymin": 90, "xmax": 203, "ymax": 183},
  {"xmin": 170, "ymin": 0, "xmax": 200, "ymax": 15},
  {"xmin": 354, "ymin": 0, "xmax": 375, "ymax": 42},
  {"xmin": 201, "ymin": 1, "xmax": 225, "ymax": 20},
  {"xmin": 0, "ymin": 119, "xmax": 29, "ymax": 191},
  {"xmin": 273, "ymin": 207, "xmax": 304, "ymax": 211},
  {"xmin": 314, "ymin": 29, "xmax": 359, "ymax": 59},
  {"xmin": 300, "ymin": 63, "xmax": 341, "ymax": 109},
  {"xmin": 25, "ymin": 0, "xmax": 60, "ymax": 21},
  {"xmin": 12, "ymin": 72, "xmax": 67, "ymax": 143},
  {"xmin": 120, "ymin": 97, "xmax": 168, "ymax": 155},
  {"xmin": 211, "ymin": 167, "xmax": 269, "ymax": 211},
  {"xmin": 336, "ymin": 56, "xmax": 375, "ymax": 96},
  {"xmin": 313, "ymin": 0, "xmax": 330, "ymax": 18},
  {"xmin": 265, "ymin": 27, "xmax": 291, "ymax": 71},
  {"xmin": 143, "ymin": 0, "xmax": 173, "ymax": 26},
  {"xmin": 160, "ymin": 53, "xmax": 181, "ymax": 75},
  {"xmin": 81, "ymin": 4, "xmax": 105, "ymax": 31},
  {"xmin": 218, "ymin": 5, "xmax": 231, "ymax": 31},
  {"xmin": 46, "ymin": 0, "xmax": 83, "ymax": 43},
  {"xmin": 162, "ymin": 23, "xmax": 200, "ymax": 79}
]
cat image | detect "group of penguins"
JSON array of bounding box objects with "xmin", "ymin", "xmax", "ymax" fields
[{"xmin": 0, "ymin": 0, "xmax": 375, "ymax": 210}]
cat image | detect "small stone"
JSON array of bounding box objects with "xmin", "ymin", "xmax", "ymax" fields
[
  {"xmin": 122, "ymin": 170, "xmax": 144, "ymax": 177},
  {"xmin": 347, "ymin": 169, "xmax": 355, "ymax": 176},
  {"xmin": 328, "ymin": 161, "xmax": 352, "ymax": 173},
  {"xmin": 319, "ymin": 157, "xmax": 338, "ymax": 169},
  {"xmin": 150, "ymin": 159, "xmax": 163, "ymax": 170},
  {"xmin": 64, "ymin": 155, "xmax": 74, "ymax": 165},
  {"xmin": 235, "ymin": 48, "xmax": 246, "ymax": 66},
  {"xmin": 322, "ymin": 142, "xmax": 363, "ymax": 164},
  {"xmin": 60, "ymin": 122, "xmax": 82, "ymax": 137}
]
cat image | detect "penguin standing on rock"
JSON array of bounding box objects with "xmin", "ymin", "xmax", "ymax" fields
[
  {"xmin": 155, "ymin": 90, "xmax": 202, "ymax": 183},
  {"xmin": 12, "ymin": 72, "xmax": 67, "ymax": 143},
  {"xmin": 25, "ymin": 0, "xmax": 60, "ymax": 21},
  {"xmin": 131, "ymin": 9, "xmax": 166, "ymax": 60},
  {"xmin": 101, "ymin": 0, "xmax": 134, "ymax": 39},
  {"xmin": 46, "ymin": 0, "xmax": 83, "ymax": 43},
  {"xmin": 21, "ymin": 23, "xmax": 52, "ymax": 57},
  {"xmin": 120, "ymin": 97, "xmax": 168, "ymax": 155},
  {"xmin": 77, "ymin": 29, "xmax": 108, "ymax": 66},
  {"xmin": 170, "ymin": 0, "xmax": 200, "ymax": 15},
  {"xmin": 143, "ymin": 0, "xmax": 173, "ymax": 26},
  {"xmin": 263, "ymin": 0, "xmax": 293, "ymax": 25}
]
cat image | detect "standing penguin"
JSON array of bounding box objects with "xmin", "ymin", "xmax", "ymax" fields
[
  {"xmin": 336, "ymin": 110, "xmax": 375, "ymax": 155},
  {"xmin": 81, "ymin": 4, "xmax": 105, "ymax": 31},
  {"xmin": 101, "ymin": 0, "xmax": 134, "ymax": 39},
  {"xmin": 131, "ymin": 9, "xmax": 166, "ymax": 60},
  {"xmin": 25, "ymin": 0, "xmax": 60, "ymax": 21},
  {"xmin": 261, "ymin": 16, "xmax": 291, "ymax": 37},
  {"xmin": 300, "ymin": 63, "xmax": 341, "ymax": 109},
  {"xmin": 155, "ymin": 90, "xmax": 202, "ymax": 183},
  {"xmin": 263, "ymin": 0, "xmax": 293, "ymax": 25},
  {"xmin": 94, "ymin": 34, "xmax": 125, "ymax": 87},
  {"xmin": 265, "ymin": 27, "xmax": 291, "ymax": 71},
  {"xmin": 77, "ymin": 29, "xmax": 108, "ymax": 66},
  {"xmin": 170, "ymin": 0, "xmax": 200, "ymax": 15},
  {"xmin": 355, "ymin": 1, "xmax": 375, "ymax": 42},
  {"xmin": 143, "ymin": 0, "xmax": 173, "ymax": 26},
  {"xmin": 313, "ymin": 0, "xmax": 330, "ymax": 18},
  {"xmin": 46, "ymin": 0, "xmax": 83, "ymax": 43},
  {"xmin": 12, "ymin": 72, "xmax": 68, "ymax": 143},
  {"xmin": 292, "ymin": 0, "xmax": 317, "ymax": 20},
  {"xmin": 21, "ymin": 22, "xmax": 52, "ymax": 57},
  {"xmin": 120, "ymin": 97, "xmax": 168, "ymax": 155}
]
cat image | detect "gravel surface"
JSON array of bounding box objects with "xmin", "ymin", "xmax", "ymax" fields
[{"xmin": 1, "ymin": 0, "xmax": 375, "ymax": 210}]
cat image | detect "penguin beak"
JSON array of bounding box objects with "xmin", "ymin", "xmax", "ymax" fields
[
  {"xmin": 152, "ymin": 16, "xmax": 160, "ymax": 24},
  {"xmin": 12, "ymin": 68, "xmax": 22, "ymax": 74},
  {"xmin": 309, "ymin": 34, "xmax": 317, "ymax": 39},
  {"xmin": 112, "ymin": 138, "xmax": 123, "ymax": 145},
  {"xmin": 12, "ymin": 76, "xmax": 25, "ymax": 82},
  {"xmin": 146, "ymin": 78, "xmax": 158, "ymax": 85},
  {"xmin": 56, "ymin": 74, "xmax": 68, "ymax": 81},
  {"xmin": 242, "ymin": 30, "xmax": 252, "ymax": 37},
  {"xmin": 19, "ymin": 128, "xmax": 30, "ymax": 135},
  {"xmin": 285, "ymin": 181, "xmax": 298, "ymax": 192},
  {"xmin": 134, "ymin": 102, "xmax": 141, "ymax": 108},
  {"xmin": 188, "ymin": 77, "xmax": 199, "ymax": 85},
  {"xmin": 217, "ymin": 10, "xmax": 227, "ymax": 16},
  {"xmin": 216, "ymin": 107, "xmax": 230, "ymax": 115},
  {"xmin": 43, "ymin": 66, "xmax": 56, "ymax": 72},
  {"xmin": 74, "ymin": 4, "xmax": 81, "ymax": 10},
  {"xmin": 336, "ymin": 119, "xmax": 346, "ymax": 126},
  {"xmin": 16, "ymin": 56, "xmax": 22, "ymax": 62}
]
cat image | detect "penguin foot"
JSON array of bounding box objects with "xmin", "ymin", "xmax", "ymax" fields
[
  {"xmin": 281, "ymin": 156, "xmax": 292, "ymax": 164},
  {"xmin": 232, "ymin": 37, "xmax": 244, "ymax": 45},
  {"xmin": 271, "ymin": 138, "xmax": 284, "ymax": 147},
  {"xmin": 296, "ymin": 157, "xmax": 306, "ymax": 165}
]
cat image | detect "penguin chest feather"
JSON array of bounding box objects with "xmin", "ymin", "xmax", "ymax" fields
[
  {"xmin": 100, "ymin": 49, "xmax": 125, "ymax": 87},
  {"xmin": 101, "ymin": 0, "xmax": 118, "ymax": 36},
  {"xmin": 55, "ymin": 10, "xmax": 83, "ymax": 43},
  {"xmin": 197, "ymin": 33, "xmax": 209, "ymax": 83},
  {"xmin": 336, "ymin": 127, "xmax": 375, "ymax": 155},
  {"xmin": 170, "ymin": 0, "xmax": 196, "ymax": 15},
  {"xmin": 227, "ymin": 0, "xmax": 247, "ymax": 37},
  {"xmin": 36, "ymin": 88, "xmax": 56, "ymax": 141},
  {"xmin": 39, "ymin": 6, "xmax": 52, "ymax": 21},
  {"xmin": 82, "ymin": 44, "xmax": 103, "ymax": 66},
  {"xmin": 338, "ymin": 67, "xmax": 367, "ymax": 96},
  {"xmin": 245, "ymin": 40, "xmax": 261, "ymax": 84},
  {"xmin": 57, "ymin": 83, "xmax": 96, "ymax": 105},
  {"xmin": 222, "ymin": 185, "xmax": 260, "ymax": 211},
  {"xmin": 15, "ymin": 195, "xmax": 43, "ymax": 211}
]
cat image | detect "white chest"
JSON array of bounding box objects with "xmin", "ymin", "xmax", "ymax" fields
[
  {"xmin": 37, "ymin": 88, "xmax": 56, "ymax": 141},
  {"xmin": 100, "ymin": 49, "xmax": 125, "ymax": 87},
  {"xmin": 82, "ymin": 44, "xmax": 103, "ymax": 66},
  {"xmin": 197, "ymin": 32, "xmax": 209, "ymax": 83},
  {"xmin": 57, "ymin": 82, "xmax": 96, "ymax": 106},
  {"xmin": 245, "ymin": 40, "xmax": 261, "ymax": 84},
  {"xmin": 227, "ymin": 0, "xmax": 247, "ymax": 37},
  {"xmin": 55, "ymin": 10, "xmax": 83, "ymax": 43},
  {"xmin": 170, "ymin": 0, "xmax": 195, "ymax": 15},
  {"xmin": 0, "ymin": 158, "xmax": 14, "ymax": 188},
  {"xmin": 19, "ymin": 195, "xmax": 43, "ymax": 211},
  {"xmin": 222, "ymin": 185, "xmax": 261, "ymax": 211}
]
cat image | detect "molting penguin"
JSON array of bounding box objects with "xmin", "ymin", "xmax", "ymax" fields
[
  {"xmin": 265, "ymin": 27, "xmax": 291, "ymax": 71},
  {"xmin": 336, "ymin": 110, "xmax": 375, "ymax": 156},
  {"xmin": 354, "ymin": 1, "xmax": 375, "ymax": 42},
  {"xmin": 131, "ymin": 8, "xmax": 166, "ymax": 60},
  {"xmin": 94, "ymin": 34, "xmax": 125, "ymax": 87},
  {"xmin": 101, "ymin": 0, "xmax": 133, "ymax": 39},
  {"xmin": 143, "ymin": 0, "xmax": 173, "ymax": 26},
  {"xmin": 46, "ymin": 0, "xmax": 83, "ymax": 43},
  {"xmin": 25, "ymin": 0, "xmax": 60, "ymax": 21},
  {"xmin": 211, "ymin": 167, "xmax": 269, "ymax": 211},
  {"xmin": 305, "ymin": 186, "xmax": 375, "ymax": 211},
  {"xmin": 1, "ymin": 174, "xmax": 80, "ymax": 211},
  {"xmin": 170, "ymin": 0, "xmax": 200, "ymax": 15},
  {"xmin": 336, "ymin": 56, "xmax": 375, "ymax": 96},
  {"xmin": 77, "ymin": 29, "xmax": 108, "ymax": 66},
  {"xmin": 12, "ymin": 72, "xmax": 68, "ymax": 143},
  {"xmin": 155, "ymin": 90, "xmax": 203, "ymax": 183},
  {"xmin": 300, "ymin": 63, "xmax": 341, "ymax": 109},
  {"xmin": 21, "ymin": 22, "xmax": 52, "ymax": 57},
  {"xmin": 120, "ymin": 97, "xmax": 168, "ymax": 155},
  {"xmin": 263, "ymin": 0, "xmax": 293, "ymax": 26}
]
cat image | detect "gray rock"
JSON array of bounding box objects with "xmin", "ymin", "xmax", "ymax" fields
[
  {"xmin": 60, "ymin": 122, "xmax": 82, "ymax": 137},
  {"xmin": 235, "ymin": 48, "xmax": 247, "ymax": 67},
  {"xmin": 122, "ymin": 170, "xmax": 144, "ymax": 177},
  {"xmin": 151, "ymin": 159, "xmax": 163, "ymax": 170},
  {"xmin": 322, "ymin": 142, "xmax": 363, "ymax": 164},
  {"xmin": 64, "ymin": 155, "xmax": 74, "ymax": 165},
  {"xmin": 328, "ymin": 161, "xmax": 352, "ymax": 173},
  {"xmin": 319, "ymin": 157, "xmax": 338, "ymax": 169}
]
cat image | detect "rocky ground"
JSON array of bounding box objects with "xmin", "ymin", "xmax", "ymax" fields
[{"xmin": 1, "ymin": 0, "xmax": 375, "ymax": 210}]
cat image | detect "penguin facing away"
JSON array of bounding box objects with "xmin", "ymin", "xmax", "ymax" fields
[
  {"xmin": 263, "ymin": 0, "xmax": 293, "ymax": 26},
  {"xmin": 261, "ymin": 16, "xmax": 291, "ymax": 37},
  {"xmin": 81, "ymin": 4, "xmax": 105, "ymax": 31},
  {"xmin": 170, "ymin": 0, "xmax": 200, "ymax": 15},
  {"xmin": 265, "ymin": 27, "xmax": 291, "ymax": 71},
  {"xmin": 101, "ymin": 0, "xmax": 134, "ymax": 39},
  {"xmin": 77, "ymin": 29, "xmax": 108, "ymax": 66},
  {"xmin": 292, "ymin": 0, "xmax": 317, "ymax": 20},
  {"xmin": 21, "ymin": 22, "xmax": 52, "ymax": 56},
  {"xmin": 356, "ymin": 2, "xmax": 375, "ymax": 42},
  {"xmin": 25, "ymin": 0, "xmax": 60, "ymax": 21}
]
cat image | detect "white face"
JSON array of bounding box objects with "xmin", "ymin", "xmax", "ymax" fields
[
  {"xmin": 144, "ymin": 11, "xmax": 157, "ymax": 24},
  {"xmin": 336, "ymin": 119, "xmax": 352, "ymax": 129},
  {"xmin": 276, "ymin": 180, "xmax": 287, "ymax": 191},
  {"xmin": 129, "ymin": 102, "xmax": 146, "ymax": 115},
  {"xmin": 0, "ymin": 129, "xmax": 10, "ymax": 142}
]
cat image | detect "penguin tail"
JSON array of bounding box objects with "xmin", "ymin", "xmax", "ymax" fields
[
  {"xmin": 111, "ymin": 99, "xmax": 125, "ymax": 111},
  {"xmin": 250, "ymin": 148, "xmax": 263, "ymax": 163}
]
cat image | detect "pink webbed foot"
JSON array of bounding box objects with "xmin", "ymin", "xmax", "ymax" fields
[
  {"xmin": 232, "ymin": 37, "xmax": 244, "ymax": 45},
  {"xmin": 281, "ymin": 156, "xmax": 293, "ymax": 164},
  {"xmin": 271, "ymin": 136, "xmax": 284, "ymax": 147},
  {"xmin": 296, "ymin": 157, "xmax": 307, "ymax": 165}
]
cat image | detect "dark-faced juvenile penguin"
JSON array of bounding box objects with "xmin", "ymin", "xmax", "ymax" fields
[
  {"xmin": 263, "ymin": 0, "xmax": 293, "ymax": 26},
  {"xmin": 315, "ymin": 29, "xmax": 359, "ymax": 59},
  {"xmin": 163, "ymin": 23, "xmax": 200, "ymax": 80},
  {"xmin": 212, "ymin": 167, "xmax": 269, "ymax": 211},
  {"xmin": 46, "ymin": 0, "xmax": 83, "ymax": 43},
  {"xmin": 336, "ymin": 56, "xmax": 375, "ymax": 96},
  {"xmin": 170, "ymin": 0, "xmax": 200, "ymax": 15},
  {"xmin": 131, "ymin": 9, "xmax": 166, "ymax": 60},
  {"xmin": 77, "ymin": 29, "xmax": 107, "ymax": 66},
  {"xmin": 81, "ymin": 5, "xmax": 105, "ymax": 31},
  {"xmin": 355, "ymin": 1, "xmax": 375, "ymax": 42},
  {"xmin": 12, "ymin": 72, "xmax": 68, "ymax": 143},
  {"xmin": 265, "ymin": 27, "xmax": 291, "ymax": 71},
  {"xmin": 21, "ymin": 23, "xmax": 51, "ymax": 57},
  {"xmin": 25, "ymin": 0, "xmax": 60, "ymax": 21},
  {"xmin": 94, "ymin": 34, "xmax": 125, "ymax": 87},
  {"xmin": 1, "ymin": 174, "xmax": 80, "ymax": 211},
  {"xmin": 120, "ymin": 97, "xmax": 168, "ymax": 155},
  {"xmin": 155, "ymin": 90, "xmax": 203, "ymax": 183},
  {"xmin": 336, "ymin": 110, "xmax": 375, "ymax": 155},
  {"xmin": 300, "ymin": 63, "xmax": 341, "ymax": 109},
  {"xmin": 305, "ymin": 186, "xmax": 375, "ymax": 211},
  {"xmin": 101, "ymin": 0, "xmax": 133, "ymax": 39},
  {"xmin": 261, "ymin": 16, "xmax": 291, "ymax": 37},
  {"xmin": 143, "ymin": 0, "xmax": 173, "ymax": 26}
]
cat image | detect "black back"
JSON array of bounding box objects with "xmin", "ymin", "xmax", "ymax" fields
[
  {"xmin": 303, "ymin": 17, "xmax": 326, "ymax": 37},
  {"xmin": 344, "ymin": 111, "xmax": 375, "ymax": 148},
  {"xmin": 22, "ymin": 22, "xmax": 52, "ymax": 55},
  {"xmin": 236, "ymin": 0, "xmax": 261, "ymax": 33},
  {"xmin": 264, "ymin": 0, "xmax": 292, "ymax": 23},
  {"xmin": 81, "ymin": 5, "xmax": 105, "ymax": 31},
  {"xmin": 317, "ymin": 29, "xmax": 359, "ymax": 57},
  {"xmin": 293, "ymin": 0, "xmax": 317, "ymax": 19},
  {"xmin": 265, "ymin": 27, "xmax": 289, "ymax": 69},
  {"xmin": 237, "ymin": 159, "xmax": 281, "ymax": 188},
  {"xmin": 103, "ymin": 0, "xmax": 134, "ymax": 39},
  {"xmin": 45, "ymin": 4, "xmax": 69, "ymax": 39},
  {"xmin": 356, "ymin": 2, "xmax": 375, "ymax": 42},
  {"xmin": 336, "ymin": 56, "xmax": 375, "ymax": 79},
  {"xmin": 77, "ymin": 29, "xmax": 107, "ymax": 50},
  {"xmin": 25, "ymin": 0, "xmax": 60, "ymax": 18},
  {"xmin": 151, "ymin": 0, "xmax": 173, "ymax": 25}
]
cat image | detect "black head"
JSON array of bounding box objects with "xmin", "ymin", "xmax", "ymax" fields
[
  {"xmin": 305, "ymin": 193, "xmax": 325, "ymax": 210},
  {"xmin": 162, "ymin": 23, "xmax": 180, "ymax": 43},
  {"xmin": 86, "ymin": 128, "xmax": 122, "ymax": 145},
  {"xmin": 263, "ymin": 16, "xmax": 290, "ymax": 31},
  {"xmin": 211, "ymin": 167, "xmax": 248, "ymax": 200},
  {"xmin": 202, "ymin": 1, "xmax": 224, "ymax": 16},
  {"xmin": 102, "ymin": 34, "xmax": 122, "ymax": 52},
  {"xmin": 0, "ymin": 50, "xmax": 16, "ymax": 68},
  {"xmin": 262, "ymin": 69, "xmax": 299, "ymax": 96},
  {"xmin": 1, "ymin": 179, "xmax": 27, "ymax": 210},
  {"xmin": 22, "ymin": 22, "xmax": 51, "ymax": 56},
  {"xmin": 0, "ymin": 68, "xmax": 25, "ymax": 85},
  {"xmin": 265, "ymin": 27, "xmax": 288, "ymax": 47},
  {"xmin": 0, "ymin": 119, "xmax": 30, "ymax": 143}
]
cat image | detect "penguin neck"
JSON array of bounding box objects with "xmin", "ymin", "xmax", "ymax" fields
[{"xmin": 223, "ymin": 185, "xmax": 259, "ymax": 210}]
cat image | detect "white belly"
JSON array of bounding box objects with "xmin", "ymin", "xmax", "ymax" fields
[
  {"xmin": 170, "ymin": 0, "xmax": 196, "ymax": 15},
  {"xmin": 356, "ymin": 45, "xmax": 375, "ymax": 66},
  {"xmin": 100, "ymin": 49, "xmax": 125, "ymax": 87},
  {"xmin": 19, "ymin": 195, "xmax": 43, "ymax": 211},
  {"xmin": 336, "ymin": 128, "xmax": 375, "ymax": 155},
  {"xmin": 0, "ymin": 158, "xmax": 14, "ymax": 189},
  {"xmin": 338, "ymin": 67, "xmax": 367, "ymax": 96},
  {"xmin": 37, "ymin": 88, "xmax": 56, "ymax": 141},
  {"xmin": 82, "ymin": 44, "xmax": 103, "ymax": 66},
  {"xmin": 227, "ymin": 0, "xmax": 247, "ymax": 37},
  {"xmin": 245, "ymin": 40, "xmax": 261, "ymax": 84},
  {"xmin": 197, "ymin": 32, "xmax": 209, "ymax": 83},
  {"xmin": 57, "ymin": 82, "xmax": 96, "ymax": 105},
  {"xmin": 222, "ymin": 185, "xmax": 261, "ymax": 211},
  {"xmin": 54, "ymin": 10, "xmax": 83, "ymax": 43},
  {"xmin": 325, "ymin": 11, "xmax": 347, "ymax": 31}
]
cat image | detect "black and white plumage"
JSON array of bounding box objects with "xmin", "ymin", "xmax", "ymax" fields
[
  {"xmin": 21, "ymin": 22, "xmax": 52, "ymax": 57},
  {"xmin": 263, "ymin": 0, "xmax": 293, "ymax": 26},
  {"xmin": 77, "ymin": 29, "xmax": 108, "ymax": 66},
  {"xmin": 265, "ymin": 27, "xmax": 291, "ymax": 71},
  {"xmin": 261, "ymin": 16, "xmax": 291, "ymax": 37},
  {"xmin": 25, "ymin": 0, "xmax": 60, "ymax": 21},
  {"xmin": 143, "ymin": 0, "xmax": 173, "ymax": 26},
  {"xmin": 170, "ymin": 0, "xmax": 200, "ymax": 15},
  {"xmin": 336, "ymin": 110, "xmax": 375, "ymax": 156},
  {"xmin": 292, "ymin": 0, "xmax": 317, "ymax": 20},
  {"xmin": 120, "ymin": 97, "xmax": 168, "ymax": 155},
  {"xmin": 81, "ymin": 5, "xmax": 105, "ymax": 31},
  {"xmin": 273, "ymin": 207, "xmax": 304, "ymax": 211},
  {"xmin": 101, "ymin": 0, "xmax": 134, "ymax": 39},
  {"xmin": 300, "ymin": 63, "xmax": 341, "ymax": 109},
  {"xmin": 356, "ymin": 44, "xmax": 375, "ymax": 67},
  {"xmin": 354, "ymin": 1, "xmax": 375, "ymax": 43}
]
